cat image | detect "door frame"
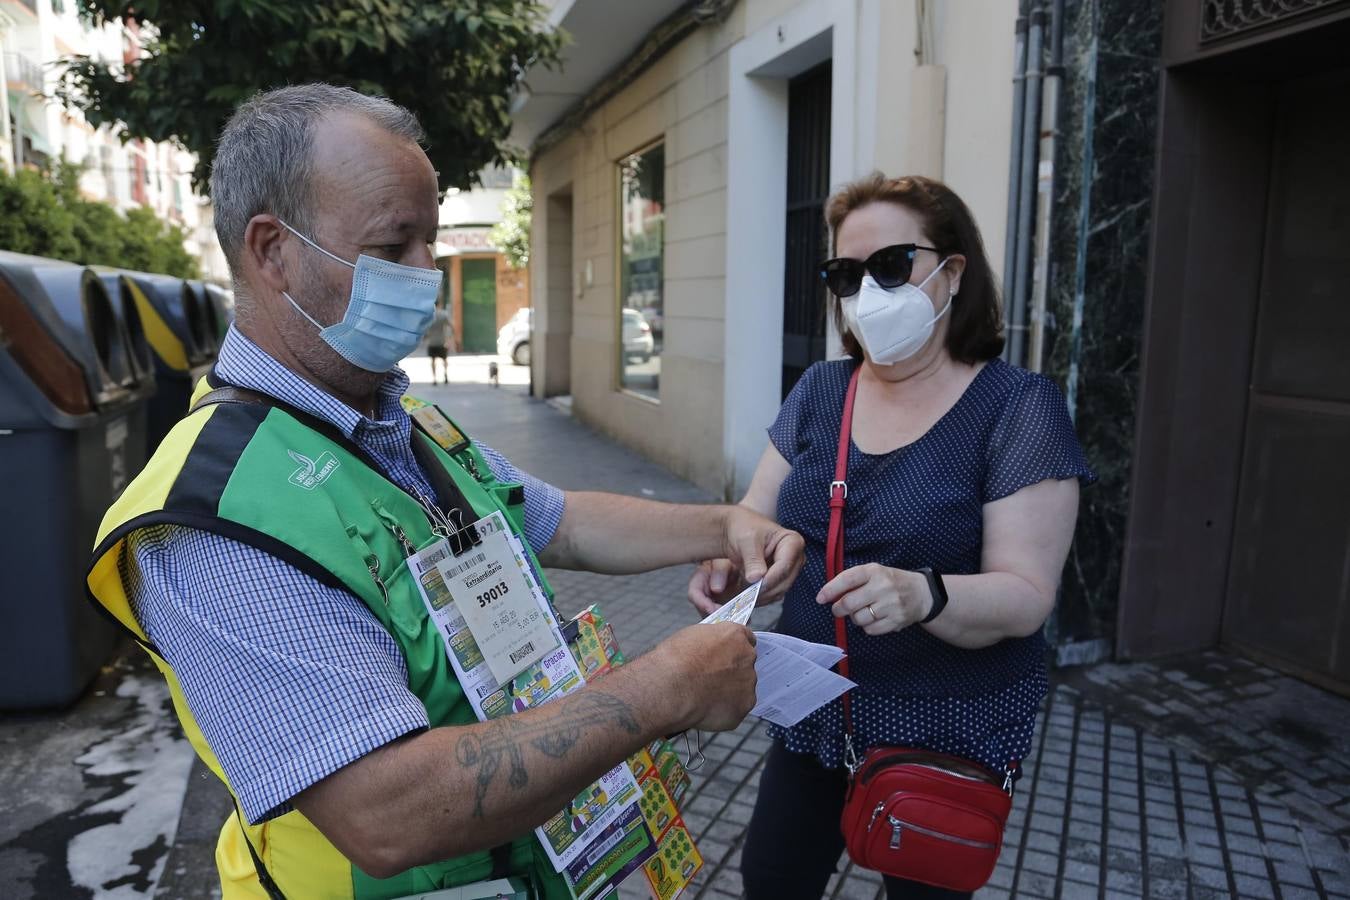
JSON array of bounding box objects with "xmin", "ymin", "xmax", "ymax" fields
[
  {"xmin": 1117, "ymin": 3, "xmax": 1350, "ymax": 661},
  {"xmin": 722, "ymin": 0, "xmax": 880, "ymax": 499}
]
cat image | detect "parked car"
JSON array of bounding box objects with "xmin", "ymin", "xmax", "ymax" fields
[
  {"xmin": 623, "ymin": 308, "xmax": 654, "ymax": 363},
  {"xmin": 497, "ymin": 307, "xmax": 531, "ymax": 366}
]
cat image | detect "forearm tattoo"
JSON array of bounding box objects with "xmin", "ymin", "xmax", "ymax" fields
[{"xmin": 453, "ymin": 692, "xmax": 641, "ymax": 818}]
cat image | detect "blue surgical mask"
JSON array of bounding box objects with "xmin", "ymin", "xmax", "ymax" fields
[{"xmin": 278, "ymin": 219, "xmax": 441, "ymax": 373}]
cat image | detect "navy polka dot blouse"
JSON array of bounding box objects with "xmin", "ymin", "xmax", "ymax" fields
[{"xmin": 767, "ymin": 358, "xmax": 1096, "ymax": 775}]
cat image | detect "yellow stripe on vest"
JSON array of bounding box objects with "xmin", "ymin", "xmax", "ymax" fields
[{"xmin": 87, "ymin": 407, "xmax": 218, "ymax": 639}]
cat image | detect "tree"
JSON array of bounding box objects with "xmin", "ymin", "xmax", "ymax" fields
[
  {"xmin": 0, "ymin": 160, "xmax": 200, "ymax": 279},
  {"xmin": 488, "ymin": 173, "xmax": 532, "ymax": 269},
  {"xmin": 59, "ymin": 1, "xmax": 565, "ymax": 193}
]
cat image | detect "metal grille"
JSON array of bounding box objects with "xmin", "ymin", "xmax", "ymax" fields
[
  {"xmin": 1200, "ymin": 0, "xmax": 1350, "ymax": 43},
  {"xmin": 781, "ymin": 62, "xmax": 832, "ymax": 401}
]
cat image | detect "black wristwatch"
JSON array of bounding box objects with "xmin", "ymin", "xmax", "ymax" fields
[{"xmin": 917, "ymin": 567, "xmax": 948, "ymax": 624}]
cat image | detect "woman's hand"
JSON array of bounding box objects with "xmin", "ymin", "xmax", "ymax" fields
[
  {"xmin": 816, "ymin": 563, "xmax": 931, "ymax": 635},
  {"xmin": 687, "ymin": 556, "xmax": 792, "ymax": 617},
  {"xmin": 687, "ymin": 559, "xmax": 747, "ymax": 616}
]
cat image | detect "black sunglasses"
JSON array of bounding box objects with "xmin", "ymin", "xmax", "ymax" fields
[{"xmin": 818, "ymin": 243, "xmax": 941, "ymax": 298}]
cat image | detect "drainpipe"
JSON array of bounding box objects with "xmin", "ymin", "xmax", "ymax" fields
[
  {"xmin": 1026, "ymin": 0, "xmax": 1065, "ymax": 372},
  {"xmin": 1002, "ymin": 5, "xmax": 1029, "ymax": 317},
  {"xmin": 1008, "ymin": 4, "xmax": 1045, "ymax": 368},
  {"xmin": 1067, "ymin": 32, "xmax": 1098, "ymax": 423}
]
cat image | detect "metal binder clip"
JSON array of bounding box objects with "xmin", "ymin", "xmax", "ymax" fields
[{"xmin": 682, "ymin": 730, "xmax": 707, "ymax": 772}]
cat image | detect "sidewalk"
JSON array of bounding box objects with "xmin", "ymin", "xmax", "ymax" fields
[{"xmin": 2, "ymin": 368, "xmax": 1347, "ymax": 899}]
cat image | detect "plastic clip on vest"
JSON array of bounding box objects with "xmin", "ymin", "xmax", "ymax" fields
[{"xmin": 829, "ymin": 365, "xmax": 1016, "ymax": 894}]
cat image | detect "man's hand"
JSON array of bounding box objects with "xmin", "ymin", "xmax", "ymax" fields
[
  {"xmin": 648, "ymin": 622, "xmax": 758, "ymax": 732},
  {"xmin": 720, "ymin": 507, "xmax": 804, "ymax": 604}
]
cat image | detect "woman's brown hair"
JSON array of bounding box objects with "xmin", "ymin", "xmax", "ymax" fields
[{"xmin": 824, "ymin": 173, "xmax": 1005, "ymax": 364}]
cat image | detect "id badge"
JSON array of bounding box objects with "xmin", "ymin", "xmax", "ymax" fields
[
  {"xmin": 435, "ymin": 512, "xmax": 559, "ymax": 684},
  {"xmin": 405, "ymin": 398, "xmax": 470, "ymax": 454}
]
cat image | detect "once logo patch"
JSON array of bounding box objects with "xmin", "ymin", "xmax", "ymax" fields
[{"xmin": 287, "ymin": 449, "xmax": 340, "ymax": 490}]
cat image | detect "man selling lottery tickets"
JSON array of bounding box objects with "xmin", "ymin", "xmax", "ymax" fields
[{"xmin": 87, "ymin": 85, "xmax": 803, "ymax": 900}]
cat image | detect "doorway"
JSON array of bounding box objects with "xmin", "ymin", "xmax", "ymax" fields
[
  {"xmin": 541, "ymin": 191, "xmax": 574, "ymax": 398},
  {"xmin": 780, "ymin": 61, "xmax": 832, "ymax": 400},
  {"xmin": 1221, "ymin": 70, "xmax": 1350, "ymax": 694},
  {"xmin": 461, "ymin": 257, "xmax": 498, "ymax": 353}
]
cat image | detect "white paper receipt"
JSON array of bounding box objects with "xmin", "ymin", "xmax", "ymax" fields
[
  {"xmin": 699, "ymin": 580, "xmax": 762, "ymax": 626},
  {"xmin": 749, "ymin": 632, "xmax": 855, "ymax": 728},
  {"xmin": 435, "ymin": 512, "xmax": 559, "ymax": 684}
]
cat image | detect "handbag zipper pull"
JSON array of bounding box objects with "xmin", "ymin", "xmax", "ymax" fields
[
  {"xmin": 887, "ymin": 816, "xmax": 903, "ymax": 850},
  {"xmin": 868, "ymin": 801, "xmax": 886, "ymax": 830}
]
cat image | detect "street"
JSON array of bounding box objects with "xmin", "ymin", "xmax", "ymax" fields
[{"xmin": 1, "ymin": 357, "xmax": 1346, "ymax": 899}]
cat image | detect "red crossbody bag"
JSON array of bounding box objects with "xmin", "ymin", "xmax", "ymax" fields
[{"xmin": 830, "ymin": 365, "xmax": 1015, "ymax": 893}]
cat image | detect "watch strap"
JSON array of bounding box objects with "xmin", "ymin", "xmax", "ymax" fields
[{"xmin": 918, "ymin": 566, "xmax": 948, "ymax": 624}]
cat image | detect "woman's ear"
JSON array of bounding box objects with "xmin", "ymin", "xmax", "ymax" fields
[{"xmin": 944, "ymin": 253, "xmax": 967, "ymax": 297}]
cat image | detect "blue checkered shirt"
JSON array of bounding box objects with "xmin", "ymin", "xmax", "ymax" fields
[{"xmin": 124, "ymin": 327, "xmax": 566, "ymax": 824}]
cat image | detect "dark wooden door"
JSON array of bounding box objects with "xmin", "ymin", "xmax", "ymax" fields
[
  {"xmin": 781, "ymin": 62, "xmax": 832, "ymax": 400},
  {"xmin": 1223, "ymin": 70, "xmax": 1350, "ymax": 694}
]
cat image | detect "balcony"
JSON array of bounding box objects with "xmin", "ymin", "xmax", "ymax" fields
[
  {"xmin": 1, "ymin": 0, "xmax": 39, "ymax": 15},
  {"xmin": 4, "ymin": 51, "xmax": 44, "ymax": 92}
]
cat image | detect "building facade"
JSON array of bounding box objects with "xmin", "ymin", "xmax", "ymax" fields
[
  {"xmin": 0, "ymin": 0, "xmax": 227, "ymax": 281},
  {"xmin": 516, "ymin": 0, "xmax": 1350, "ymax": 693},
  {"xmin": 519, "ymin": 0, "xmax": 1017, "ymax": 497}
]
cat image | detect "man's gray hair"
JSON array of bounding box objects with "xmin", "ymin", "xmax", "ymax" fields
[{"xmin": 210, "ymin": 83, "xmax": 425, "ymax": 271}]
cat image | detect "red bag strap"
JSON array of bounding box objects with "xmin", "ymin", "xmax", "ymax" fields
[{"xmin": 828, "ymin": 366, "xmax": 862, "ymax": 769}]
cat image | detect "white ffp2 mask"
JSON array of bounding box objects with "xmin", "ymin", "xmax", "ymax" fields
[{"xmin": 842, "ymin": 260, "xmax": 952, "ymax": 365}]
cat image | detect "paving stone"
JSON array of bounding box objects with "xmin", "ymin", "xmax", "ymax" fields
[
  {"xmin": 1280, "ymin": 887, "xmax": 1323, "ymax": 900},
  {"xmin": 1227, "ymin": 851, "xmax": 1271, "ymax": 878},
  {"xmin": 1185, "ymin": 842, "xmax": 1226, "ymax": 868},
  {"xmin": 1059, "ymin": 880, "xmax": 1099, "ymax": 900},
  {"xmin": 1104, "ymin": 866, "xmax": 1144, "ymax": 893},
  {"xmin": 1014, "ymin": 870, "xmax": 1057, "ymax": 896},
  {"xmin": 1147, "ymin": 854, "xmax": 1188, "ymax": 881},
  {"xmin": 1021, "ymin": 849, "xmax": 1060, "ymax": 877},
  {"xmin": 1189, "ymin": 864, "xmax": 1233, "ymax": 889},
  {"xmin": 1148, "ymin": 877, "xmax": 1188, "ymax": 899},
  {"xmin": 1147, "ymin": 817, "xmax": 1182, "ymax": 840},
  {"xmin": 1273, "ymin": 858, "xmax": 1318, "ymax": 888},
  {"xmin": 1105, "ymin": 829, "xmax": 1142, "ymax": 852},
  {"xmin": 1224, "ymin": 833, "xmax": 1265, "ymax": 857},
  {"xmin": 1231, "ymin": 871, "xmax": 1277, "ymax": 895},
  {"xmin": 986, "ymin": 861, "xmax": 1015, "ymax": 889},
  {"xmin": 1104, "ymin": 846, "xmax": 1142, "ymax": 872},
  {"xmin": 1185, "ymin": 823, "xmax": 1223, "ymax": 848},
  {"xmin": 834, "ymin": 875, "xmax": 881, "ymax": 899}
]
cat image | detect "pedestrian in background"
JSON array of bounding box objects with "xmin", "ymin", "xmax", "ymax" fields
[
  {"xmin": 689, "ymin": 173, "xmax": 1096, "ymax": 899},
  {"xmin": 425, "ymin": 300, "xmax": 452, "ymax": 384}
]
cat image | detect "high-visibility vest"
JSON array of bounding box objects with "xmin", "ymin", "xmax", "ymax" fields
[{"xmin": 87, "ymin": 382, "xmax": 570, "ymax": 899}]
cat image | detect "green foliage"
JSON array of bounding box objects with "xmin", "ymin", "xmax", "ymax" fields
[
  {"xmin": 488, "ymin": 173, "xmax": 532, "ymax": 269},
  {"xmin": 59, "ymin": 0, "xmax": 565, "ymax": 193},
  {"xmin": 0, "ymin": 160, "xmax": 200, "ymax": 278}
]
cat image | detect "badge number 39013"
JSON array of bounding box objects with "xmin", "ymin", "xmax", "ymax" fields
[{"xmin": 435, "ymin": 518, "xmax": 558, "ymax": 684}]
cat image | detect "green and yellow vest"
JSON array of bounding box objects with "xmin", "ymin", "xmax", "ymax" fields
[{"xmin": 87, "ymin": 382, "xmax": 571, "ymax": 900}]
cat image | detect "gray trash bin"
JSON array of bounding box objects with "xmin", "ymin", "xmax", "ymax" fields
[
  {"xmin": 203, "ymin": 281, "xmax": 235, "ymax": 343},
  {"xmin": 109, "ymin": 271, "xmax": 217, "ymax": 452},
  {"xmin": 187, "ymin": 279, "xmax": 225, "ymax": 356},
  {"xmin": 0, "ymin": 253, "xmax": 154, "ymax": 709}
]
